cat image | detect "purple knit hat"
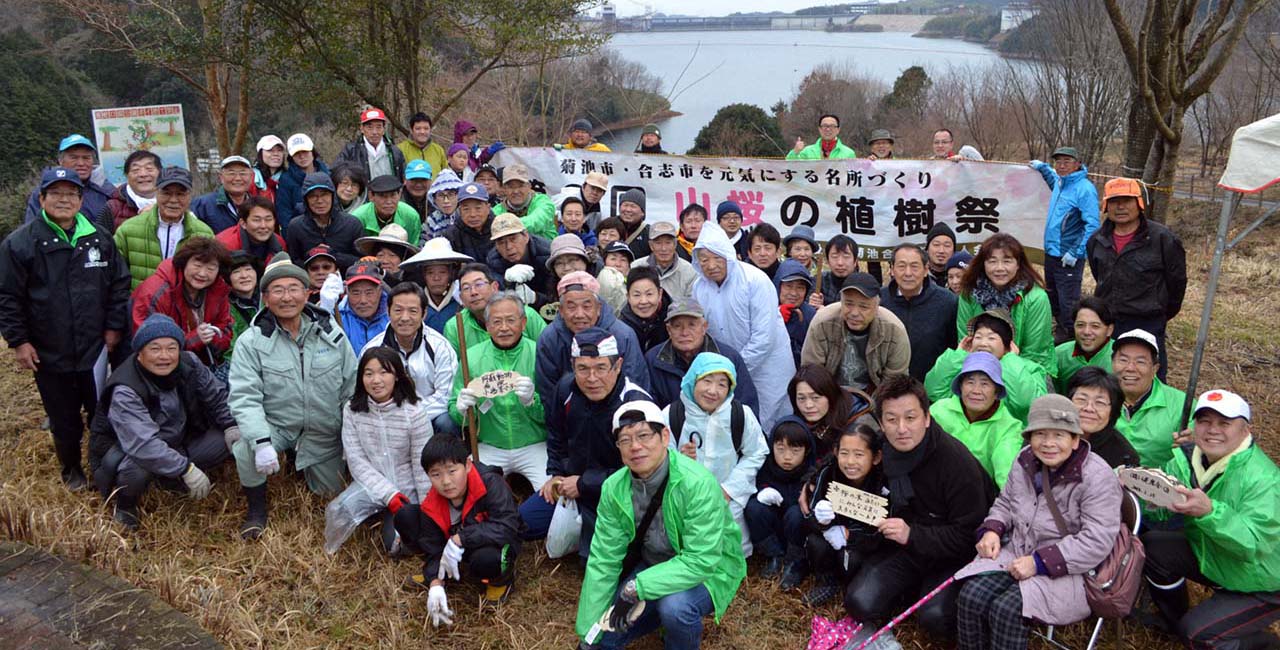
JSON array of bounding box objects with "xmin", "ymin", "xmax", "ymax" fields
[{"xmin": 447, "ymin": 143, "xmax": 469, "ymax": 158}]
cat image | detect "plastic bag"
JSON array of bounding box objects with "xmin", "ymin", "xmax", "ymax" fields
[
  {"xmin": 545, "ymin": 497, "xmax": 581, "ymax": 559},
  {"xmin": 323, "ymin": 483, "xmax": 385, "ymax": 555}
]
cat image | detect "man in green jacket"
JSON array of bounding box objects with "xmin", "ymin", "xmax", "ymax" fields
[
  {"xmin": 396, "ymin": 112, "xmax": 447, "ymax": 177},
  {"xmin": 228, "ymin": 252, "xmax": 358, "ymax": 540},
  {"xmin": 115, "ymin": 167, "xmax": 214, "ymax": 289},
  {"xmin": 786, "ymin": 114, "xmax": 856, "ymax": 161},
  {"xmin": 1112, "ymin": 328, "xmax": 1186, "ymax": 468},
  {"xmin": 925, "ymin": 309, "xmax": 1048, "ymax": 424},
  {"xmin": 444, "ymin": 263, "xmax": 546, "ymax": 354},
  {"xmin": 577, "ymin": 400, "xmax": 746, "ymax": 649},
  {"xmin": 492, "ymin": 163, "xmax": 557, "ymax": 241},
  {"xmin": 1142, "ymin": 390, "xmax": 1280, "ymax": 648},
  {"xmin": 351, "ymin": 175, "xmax": 422, "ymax": 244},
  {"xmin": 1053, "ymin": 295, "xmax": 1114, "ymax": 393}
]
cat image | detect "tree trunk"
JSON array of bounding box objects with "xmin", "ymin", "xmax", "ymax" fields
[
  {"xmin": 1122, "ymin": 87, "xmax": 1157, "ymax": 177},
  {"xmin": 1148, "ymin": 138, "xmax": 1180, "ymax": 223}
]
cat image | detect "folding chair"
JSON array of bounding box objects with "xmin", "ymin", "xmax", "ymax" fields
[{"xmin": 1038, "ymin": 489, "xmax": 1143, "ymax": 650}]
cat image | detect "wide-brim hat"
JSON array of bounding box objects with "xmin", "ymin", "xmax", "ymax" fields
[
  {"xmin": 355, "ymin": 223, "xmax": 420, "ymax": 257},
  {"xmin": 400, "ymin": 238, "xmax": 474, "ymax": 273}
]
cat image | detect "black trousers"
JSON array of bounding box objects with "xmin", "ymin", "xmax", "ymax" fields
[
  {"xmin": 844, "ymin": 547, "xmax": 963, "ymax": 641},
  {"xmin": 394, "ymin": 507, "xmax": 520, "ymax": 586},
  {"xmin": 33, "ymin": 368, "xmax": 98, "ymax": 476},
  {"xmin": 1143, "ymin": 529, "xmax": 1280, "ymax": 649},
  {"xmin": 108, "ymin": 428, "xmax": 229, "ymax": 505}
]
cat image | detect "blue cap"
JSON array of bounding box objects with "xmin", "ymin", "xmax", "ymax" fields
[
  {"xmin": 404, "ymin": 159, "xmax": 433, "ymax": 181},
  {"xmin": 58, "ymin": 134, "xmax": 96, "ymax": 153},
  {"xmin": 951, "ymin": 351, "xmax": 1006, "ymax": 399},
  {"xmin": 40, "ymin": 167, "xmax": 85, "ymax": 191},
  {"xmin": 458, "ymin": 181, "xmax": 489, "ymax": 203},
  {"xmin": 571, "ymin": 327, "xmax": 619, "ymax": 358}
]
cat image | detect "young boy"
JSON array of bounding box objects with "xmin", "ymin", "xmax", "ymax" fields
[
  {"xmin": 817, "ymin": 234, "xmax": 859, "ymax": 306},
  {"xmin": 744, "ymin": 416, "xmax": 815, "ymax": 581},
  {"xmin": 393, "ymin": 435, "xmax": 523, "ymax": 626}
]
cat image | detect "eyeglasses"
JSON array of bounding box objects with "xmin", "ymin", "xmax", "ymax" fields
[
  {"xmin": 819, "ymin": 123, "xmax": 839, "ymax": 129},
  {"xmin": 267, "ymin": 285, "xmax": 306, "ymax": 298},
  {"xmin": 616, "ymin": 429, "xmax": 660, "ymax": 448},
  {"xmin": 1113, "ymin": 354, "xmax": 1153, "ymax": 370},
  {"xmin": 1070, "ymin": 395, "xmax": 1111, "ymax": 412},
  {"xmin": 574, "ymin": 362, "xmax": 616, "ymax": 378},
  {"xmin": 459, "ymin": 280, "xmax": 491, "ymax": 293}
]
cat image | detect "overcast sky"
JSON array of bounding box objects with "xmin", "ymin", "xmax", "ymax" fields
[{"xmin": 602, "ymin": 0, "xmax": 900, "ymax": 18}]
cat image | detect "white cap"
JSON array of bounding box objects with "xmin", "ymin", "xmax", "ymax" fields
[
  {"xmin": 1193, "ymin": 390, "xmax": 1251, "ymax": 422},
  {"xmin": 256, "ymin": 135, "xmax": 284, "ymax": 152},
  {"xmin": 287, "ymin": 133, "xmax": 314, "ymax": 156},
  {"xmin": 613, "ymin": 400, "xmax": 666, "ymax": 433},
  {"xmin": 219, "ymin": 155, "xmax": 253, "ymax": 169},
  {"xmin": 1113, "ymin": 328, "xmax": 1159, "ymax": 357}
]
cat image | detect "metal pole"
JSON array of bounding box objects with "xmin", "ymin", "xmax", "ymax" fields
[{"xmin": 1183, "ymin": 192, "xmax": 1241, "ymax": 422}]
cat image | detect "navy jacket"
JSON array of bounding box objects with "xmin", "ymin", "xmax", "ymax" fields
[
  {"xmin": 190, "ymin": 187, "xmax": 244, "ymax": 234},
  {"xmin": 545, "ymin": 374, "xmax": 650, "ymax": 506},
  {"xmin": 534, "ymin": 304, "xmax": 651, "ymax": 423},
  {"xmin": 644, "ymin": 334, "xmax": 758, "ymax": 415},
  {"xmin": 283, "ymin": 209, "xmax": 365, "ymax": 272},
  {"xmin": 274, "ymin": 160, "xmax": 330, "ymax": 229},
  {"xmin": 880, "ymin": 276, "xmax": 957, "ymax": 381}
]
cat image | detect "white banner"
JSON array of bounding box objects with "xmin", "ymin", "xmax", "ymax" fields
[{"xmin": 492, "ymin": 148, "xmax": 1052, "ymax": 259}]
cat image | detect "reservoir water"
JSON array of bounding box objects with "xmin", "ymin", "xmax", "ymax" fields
[{"xmin": 598, "ymin": 30, "xmax": 1005, "ymax": 154}]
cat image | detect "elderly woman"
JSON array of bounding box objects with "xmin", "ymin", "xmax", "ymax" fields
[
  {"xmin": 954, "ymin": 394, "xmax": 1122, "ymax": 650},
  {"xmin": 956, "ymin": 233, "xmax": 1056, "ymax": 377},
  {"xmin": 928, "ymin": 351, "xmax": 1023, "ymax": 489},
  {"xmin": 130, "ymin": 236, "xmax": 233, "ymax": 368}
]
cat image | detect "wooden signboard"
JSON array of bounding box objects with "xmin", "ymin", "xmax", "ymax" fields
[
  {"xmin": 466, "ymin": 370, "xmax": 523, "ymax": 398},
  {"xmin": 1118, "ymin": 466, "xmax": 1186, "ymax": 508},
  {"xmin": 826, "ymin": 482, "xmax": 889, "ymax": 527}
]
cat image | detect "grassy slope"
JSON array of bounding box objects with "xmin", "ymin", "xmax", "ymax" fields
[{"xmin": 0, "ymin": 198, "xmax": 1276, "ymax": 649}]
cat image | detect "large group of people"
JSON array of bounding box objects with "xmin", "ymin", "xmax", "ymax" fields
[{"xmin": 0, "ymin": 110, "xmax": 1274, "ymax": 650}]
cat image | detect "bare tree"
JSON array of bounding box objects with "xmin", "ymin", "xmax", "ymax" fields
[
  {"xmin": 780, "ymin": 63, "xmax": 885, "ymax": 148},
  {"xmin": 1188, "ymin": 45, "xmax": 1279, "ymax": 176}
]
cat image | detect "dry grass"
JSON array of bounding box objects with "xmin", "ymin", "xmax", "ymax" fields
[{"xmin": 1, "ymin": 197, "xmax": 1277, "ymax": 649}]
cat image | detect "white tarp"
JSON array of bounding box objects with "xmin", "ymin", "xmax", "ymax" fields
[
  {"xmin": 1218, "ymin": 112, "xmax": 1280, "ymax": 194},
  {"xmin": 493, "ymin": 148, "xmax": 1051, "ymax": 258}
]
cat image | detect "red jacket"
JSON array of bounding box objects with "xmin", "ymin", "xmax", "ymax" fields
[
  {"xmin": 104, "ymin": 185, "xmax": 143, "ymax": 232},
  {"xmin": 215, "ymin": 224, "xmax": 287, "ymax": 264},
  {"xmin": 130, "ymin": 258, "xmax": 234, "ymax": 362}
]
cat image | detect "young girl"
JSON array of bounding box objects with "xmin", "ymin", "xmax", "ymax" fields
[
  {"xmin": 326, "ymin": 347, "xmax": 432, "ymax": 554},
  {"xmin": 665, "ymin": 352, "xmax": 768, "ymax": 557},
  {"xmin": 802, "ymin": 424, "xmax": 889, "ymax": 605},
  {"xmin": 557, "ymin": 196, "xmax": 597, "ymax": 247},
  {"xmin": 745, "ymin": 416, "xmax": 814, "ymax": 581},
  {"xmin": 424, "ymin": 170, "xmax": 463, "ymax": 241}
]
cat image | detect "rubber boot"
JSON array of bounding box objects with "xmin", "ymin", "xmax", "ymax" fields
[
  {"xmin": 113, "ymin": 495, "xmax": 140, "ymax": 531},
  {"xmin": 240, "ymin": 484, "xmax": 269, "ymax": 540},
  {"xmin": 779, "ymin": 544, "xmax": 810, "ymax": 590}
]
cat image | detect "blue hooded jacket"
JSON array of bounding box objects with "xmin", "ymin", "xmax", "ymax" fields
[
  {"xmin": 337, "ymin": 290, "xmax": 389, "ymax": 354},
  {"xmin": 1032, "ymin": 161, "xmax": 1100, "ymax": 259},
  {"xmin": 774, "ymin": 259, "xmax": 817, "ymax": 369}
]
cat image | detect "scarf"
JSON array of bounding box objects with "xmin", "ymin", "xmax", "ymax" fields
[
  {"xmin": 820, "ymin": 138, "xmax": 837, "ymax": 158},
  {"xmin": 881, "ymin": 422, "xmax": 939, "ymax": 511},
  {"xmin": 677, "ymin": 232, "xmax": 696, "ymax": 257},
  {"xmin": 137, "ymin": 357, "xmax": 179, "ymax": 391},
  {"xmin": 126, "ymin": 184, "xmax": 157, "ymax": 213},
  {"xmin": 970, "ymin": 276, "xmax": 1028, "ymax": 311},
  {"xmin": 1191, "ymin": 435, "xmax": 1253, "ymax": 489}
]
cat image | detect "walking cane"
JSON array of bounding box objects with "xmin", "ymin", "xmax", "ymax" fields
[
  {"xmin": 847, "ymin": 575, "xmax": 957, "ymax": 650},
  {"xmin": 454, "ymin": 311, "xmax": 480, "ymax": 460}
]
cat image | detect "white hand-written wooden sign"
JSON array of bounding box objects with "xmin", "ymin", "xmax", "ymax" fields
[
  {"xmin": 1117, "ymin": 466, "xmax": 1186, "ymax": 508},
  {"xmin": 827, "ymin": 482, "xmax": 889, "ymax": 527},
  {"xmin": 467, "ymin": 370, "xmax": 523, "ymax": 398}
]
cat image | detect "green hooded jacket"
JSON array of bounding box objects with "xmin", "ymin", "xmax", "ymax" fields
[
  {"xmin": 785, "ymin": 138, "xmax": 857, "ymax": 160},
  {"xmin": 443, "ymin": 305, "xmax": 546, "ymax": 355},
  {"xmin": 924, "ymin": 348, "xmax": 1048, "ymax": 424},
  {"xmin": 929, "ymin": 395, "xmax": 1023, "ymax": 489},
  {"xmin": 1054, "ymin": 338, "xmax": 1113, "ymax": 393},
  {"xmin": 956, "ymin": 285, "xmax": 1057, "ymax": 378},
  {"xmin": 1149, "ymin": 443, "xmax": 1280, "ymax": 593},
  {"xmin": 493, "ymin": 192, "xmax": 558, "ymax": 241},
  {"xmin": 576, "ymin": 449, "xmax": 746, "ymax": 638},
  {"xmin": 1116, "ymin": 377, "xmax": 1187, "ymax": 469},
  {"xmin": 113, "ymin": 206, "xmax": 215, "ymax": 289},
  {"xmin": 448, "ymin": 336, "xmax": 546, "ymax": 450},
  {"xmin": 350, "ymin": 200, "xmax": 422, "ymax": 246}
]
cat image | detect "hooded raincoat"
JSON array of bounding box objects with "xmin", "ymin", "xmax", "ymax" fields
[{"xmin": 924, "ymin": 349, "xmax": 1048, "ymax": 424}]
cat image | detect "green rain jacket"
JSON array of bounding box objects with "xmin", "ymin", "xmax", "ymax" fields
[
  {"xmin": 493, "ymin": 192, "xmax": 558, "ymax": 241},
  {"xmin": 924, "ymin": 348, "xmax": 1048, "ymax": 424},
  {"xmin": 1053, "ymin": 338, "xmax": 1113, "ymax": 393},
  {"xmin": 785, "ymin": 138, "xmax": 856, "ymax": 160},
  {"xmin": 443, "ymin": 306, "xmax": 546, "ymax": 355},
  {"xmin": 956, "ymin": 285, "xmax": 1057, "ymax": 378},
  {"xmin": 449, "ymin": 336, "xmax": 546, "ymax": 450},
  {"xmin": 350, "ymin": 201, "xmax": 422, "ymax": 246},
  {"xmin": 1117, "ymin": 377, "xmax": 1187, "ymax": 469},
  {"xmin": 929, "ymin": 395, "xmax": 1023, "ymax": 489}
]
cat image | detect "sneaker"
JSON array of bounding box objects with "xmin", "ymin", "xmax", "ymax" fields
[
  {"xmin": 760, "ymin": 556, "xmax": 784, "ymax": 580},
  {"xmin": 780, "ymin": 560, "xmax": 809, "ymax": 590},
  {"xmin": 803, "ymin": 576, "xmax": 840, "ymax": 607}
]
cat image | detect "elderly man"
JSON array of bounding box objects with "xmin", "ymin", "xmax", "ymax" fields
[
  {"xmin": 562, "ymin": 118, "xmax": 611, "ymax": 152},
  {"xmin": 398, "ymin": 238, "xmax": 473, "ymax": 333},
  {"xmin": 1112, "ymin": 328, "xmax": 1187, "ymax": 468},
  {"xmin": 115, "ymin": 167, "xmax": 215, "ymax": 288},
  {"xmin": 486, "ymin": 213, "xmax": 553, "ymax": 308},
  {"xmin": 632, "ymin": 221, "xmax": 696, "ymax": 305},
  {"xmin": 229, "ymin": 252, "xmax": 358, "ymax": 539},
  {"xmin": 284, "ymin": 171, "xmax": 364, "ymax": 272},
  {"xmin": 1141, "ymin": 390, "xmax": 1280, "ymax": 650},
  {"xmin": 444, "ymin": 263, "xmax": 546, "ymax": 354},
  {"xmin": 692, "ymin": 223, "xmax": 794, "ymax": 430},
  {"xmin": 335, "ymin": 106, "xmax": 406, "ymax": 183},
  {"xmin": 644, "ymin": 300, "xmax": 758, "ymax": 414},
  {"xmin": 192, "ymin": 155, "xmax": 256, "ymax": 233},
  {"xmin": 1054, "ymin": 295, "xmax": 1114, "ymax": 392},
  {"xmin": 536, "ymin": 271, "xmax": 649, "ymax": 415},
  {"xmin": 1088, "ymin": 178, "xmax": 1186, "ymax": 379},
  {"xmin": 443, "ymin": 182, "xmax": 497, "ymax": 262},
  {"xmin": 1030, "ymin": 146, "xmax": 1100, "ymax": 337},
  {"xmin": 100, "ymin": 150, "xmax": 161, "ymax": 231},
  {"xmin": 617, "ymin": 189, "xmax": 651, "ymax": 259},
  {"xmin": 801, "ymin": 272, "xmax": 910, "ymax": 395},
  {"xmin": 787, "ymin": 114, "xmax": 856, "ymax": 160},
  {"xmin": 575, "ymin": 400, "xmax": 746, "ymax": 650},
  {"xmin": 24, "ymin": 134, "xmax": 115, "ymax": 229},
  {"xmin": 880, "ymin": 244, "xmax": 957, "ymax": 381},
  {"xmin": 925, "ymin": 309, "xmax": 1048, "ymax": 424},
  {"xmin": 364, "ymin": 283, "xmax": 458, "ymax": 436},
  {"xmin": 88, "ymin": 314, "xmax": 237, "ymax": 529},
  {"xmin": 0, "ymin": 167, "xmax": 131, "ymax": 491},
  {"xmin": 865, "ymin": 128, "xmax": 895, "ymax": 161},
  {"xmin": 542, "ymin": 328, "xmax": 650, "ymax": 562},
  {"xmin": 492, "ymin": 163, "xmax": 557, "ymax": 241},
  {"xmin": 634, "ymin": 123, "xmax": 666, "ymax": 154},
  {"xmin": 337, "ymin": 259, "xmax": 390, "ymax": 353},
  {"xmin": 352, "ymin": 174, "xmax": 422, "ymax": 244}
]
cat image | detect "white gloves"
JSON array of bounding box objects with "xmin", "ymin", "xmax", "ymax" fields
[
  {"xmin": 427, "ymin": 585, "xmax": 454, "ymax": 627},
  {"xmin": 223, "ymin": 425, "xmax": 242, "ymax": 451},
  {"xmin": 254, "ymin": 442, "xmax": 280, "ymax": 476},
  {"xmin": 814, "ymin": 499, "xmax": 835, "ymax": 525},
  {"xmin": 505, "ymin": 264, "xmax": 535, "ymax": 285},
  {"xmin": 512, "ymin": 283, "xmax": 537, "ymax": 308},
  {"xmin": 438, "ymin": 538, "xmax": 464, "ymax": 581},
  {"xmin": 514, "ymin": 377, "xmax": 536, "ymax": 406},
  {"xmin": 1061, "ymin": 252, "xmax": 1078, "ymax": 267},
  {"xmin": 756, "ymin": 487, "xmax": 783, "ymax": 507},
  {"xmin": 456, "ymin": 388, "xmax": 479, "ymax": 415},
  {"xmin": 197, "ymin": 323, "xmax": 219, "ymax": 345},
  {"xmin": 318, "ymin": 272, "xmax": 343, "ymax": 312},
  {"xmin": 182, "ymin": 463, "xmax": 211, "ymax": 500},
  {"xmin": 823, "ymin": 525, "xmax": 848, "ymax": 551}
]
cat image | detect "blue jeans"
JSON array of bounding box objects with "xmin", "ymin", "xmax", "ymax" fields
[
  {"xmin": 1044, "ymin": 254, "xmax": 1084, "ymax": 334},
  {"xmin": 599, "ymin": 578, "xmax": 715, "ymax": 650},
  {"xmin": 432, "ymin": 412, "xmax": 461, "ymax": 437},
  {"xmin": 743, "ymin": 497, "xmax": 805, "ymax": 558}
]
